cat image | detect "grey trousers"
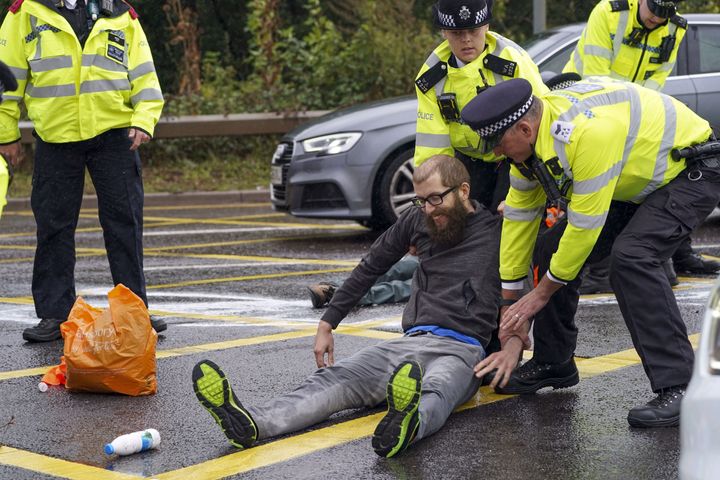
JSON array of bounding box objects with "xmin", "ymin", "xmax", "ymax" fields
[
  {"xmin": 246, "ymin": 334, "xmax": 485, "ymax": 441},
  {"xmin": 358, "ymin": 256, "xmax": 418, "ymax": 306}
]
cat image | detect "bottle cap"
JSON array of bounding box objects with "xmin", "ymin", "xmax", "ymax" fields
[
  {"xmin": 103, "ymin": 444, "xmax": 114, "ymax": 455},
  {"xmin": 38, "ymin": 382, "xmax": 48, "ymax": 392}
]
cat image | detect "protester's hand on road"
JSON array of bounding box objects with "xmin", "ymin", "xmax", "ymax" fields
[
  {"xmin": 313, "ymin": 320, "xmax": 335, "ymax": 368},
  {"xmin": 474, "ymin": 336, "xmax": 523, "ymax": 388},
  {"xmin": 0, "ymin": 141, "xmax": 21, "ymax": 167},
  {"xmin": 408, "ymin": 245, "xmax": 417, "ymax": 256},
  {"xmin": 128, "ymin": 128, "xmax": 151, "ymax": 151}
]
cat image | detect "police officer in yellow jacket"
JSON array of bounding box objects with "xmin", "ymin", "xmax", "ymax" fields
[
  {"xmin": 461, "ymin": 77, "xmax": 720, "ymax": 427},
  {"xmin": 414, "ymin": 0, "xmax": 548, "ymax": 211},
  {"xmin": 564, "ymin": 0, "xmax": 686, "ymax": 91},
  {"xmin": 0, "ymin": 0, "xmax": 165, "ymax": 342},
  {"xmin": 565, "ymin": 0, "xmax": 717, "ymax": 277}
]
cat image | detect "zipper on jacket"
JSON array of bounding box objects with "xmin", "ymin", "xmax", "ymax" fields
[{"xmin": 631, "ymin": 30, "xmax": 650, "ymax": 83}]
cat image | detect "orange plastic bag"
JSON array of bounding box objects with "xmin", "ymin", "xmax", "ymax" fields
[{"xmin": 44, "ymin": 284, "xmax": 157, "ymax": 396}]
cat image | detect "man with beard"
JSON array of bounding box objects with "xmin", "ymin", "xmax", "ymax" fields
[{"xmin": 191, "ymin": 155, "xmax": 527, "ymax": 458}]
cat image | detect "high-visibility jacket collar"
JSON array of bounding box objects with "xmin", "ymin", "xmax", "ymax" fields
[{"xmin": 30, "ymin": 0, "xmax": 130, "ymax": 19}]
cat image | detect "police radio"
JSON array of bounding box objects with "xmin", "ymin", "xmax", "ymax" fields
[
  {"xmin": 657, "ymin": 35, "xmax": 676, "ymax": 63},
  {"xmin": 521, "ymin": 156, "xmax": 569, "ymax": 212},
  {"xmin": 436, "ymin": 93, "xmax": 462, "ymax": 122}
]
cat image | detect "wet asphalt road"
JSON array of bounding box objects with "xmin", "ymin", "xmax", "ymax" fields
[{"xmin": 0, "ymin": 192, "xmax": 719, "ymax": 480}]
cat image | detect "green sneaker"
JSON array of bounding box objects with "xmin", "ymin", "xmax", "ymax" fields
[
  {"xmin": 372, "ymin": 361, "xmax": 422, "ymax": 458},
  {"xmin": 192, "ymin": 360, "xmax": 258, "ymax": 449}
]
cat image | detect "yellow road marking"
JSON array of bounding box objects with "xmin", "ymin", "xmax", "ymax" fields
[
  {"xmin": 143, "ymin": 233, "xmax": 363, "ymax": 252},
  {"xmin": 155, "ymin": 336, "xmax": 702, "ymax": 480},
  {"xmin": 0, "ymin": 332, "xmax": 702, "ymax": 478},
  {"xmin": 0, "ymin": 318, "xmax": 401, "ymax": 382},
  {"xmin": 0, "ymin": 445, "xmax": 143, "ymax": 480},
  {"xmin": 145, "ymin": 252, "xmax": 358, "ymax": 266},
  {"xmin": 146, "ymin": 267, "xmax": 355, "ymax": 289}
]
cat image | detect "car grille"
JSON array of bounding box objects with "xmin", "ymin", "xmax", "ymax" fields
[
  {"xmin": 271, "ymin": 142, "xmax": 293, "ymax": 203},
  {"xmin": 300, "ymin": 183, "xmax": 348, "ymax": 209}
]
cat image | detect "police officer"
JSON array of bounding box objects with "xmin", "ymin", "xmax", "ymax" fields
[
  {"xmin": 461, "ymin": 77, "xmax": 720, "ymax": 427},
  {"xmin": 563, "ymin": 0, "xmax": 717, "ymax": 278},
  {"xmin": 414, "ymin": 0, "xmax": 548, "ymax": 211},
  {"xmin": 0, "ymin": 0, "xmax": 165, "ymax": 342}
]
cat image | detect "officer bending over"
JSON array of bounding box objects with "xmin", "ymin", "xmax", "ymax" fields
[{"xmin": 462, "ymin": 78, "xmax": 720, "ymax": 427}]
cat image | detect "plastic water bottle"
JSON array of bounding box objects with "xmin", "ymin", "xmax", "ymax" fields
[{"xmin": 104, "ymin": 429, "xmax": 161, "ymax": 456}]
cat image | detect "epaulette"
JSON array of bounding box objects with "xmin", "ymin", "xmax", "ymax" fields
[
  {"xmin": 609, "ymin": 1, "xmax": 629, "ymax": 12},
  {"xmin": 122, "ymin": 1, "xmax": 139, "ymax": 19},
  {"xmin": 482, "ymin": 54, "xmax": 517, "ymax": 78},
  {"xmin": 670, "ymin": 15, "xmax": 687, "ymax": 29},
  {"xmin": 415, "ymin": 61, "xmax": 447, "ymax": 94},
  {"xmin": 9, "ymin": 0, "xmax": 24, "ymax": 14}
]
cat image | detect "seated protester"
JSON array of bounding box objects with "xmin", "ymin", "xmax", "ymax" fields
[{"xmin": 192, "ymin": 155, "xmax": 528, "ymax": 457}]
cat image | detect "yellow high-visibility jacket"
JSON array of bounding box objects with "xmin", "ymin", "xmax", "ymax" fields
[
  {"xmin": 414, "ymin": 32, "xmax": 548, "ymax": 166},
  {"xmin": 500, "ymin": 78, "xmax": 712, "ymax": 283},
  {"xmin": 0, "ymin": 0, "xmax": 164, "ymax": 144},
  {"xmin": 563, "ymin": 0, "xmax": 686, "ymax": 91}
]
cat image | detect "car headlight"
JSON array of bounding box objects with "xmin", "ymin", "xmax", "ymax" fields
[
  {"xmin": 302, "ymin": 133, "xmax": 362, "ymax": 155},
  {"xmin": 710, "ymin": 281, "xmax": 720, "ymax": 374}
]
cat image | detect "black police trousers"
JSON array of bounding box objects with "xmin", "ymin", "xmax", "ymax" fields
[
  {"xmin": 31, "ymin": 128, "xmax": 147, "ymax": 320},
  {"xmin": 532, "ymin": 161, "xmax": 720, "ymax": 392}
]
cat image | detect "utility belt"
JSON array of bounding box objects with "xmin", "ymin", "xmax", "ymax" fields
[{"xmin": 671, "ymin": 137, "xmax": 720, "ymax": 181}]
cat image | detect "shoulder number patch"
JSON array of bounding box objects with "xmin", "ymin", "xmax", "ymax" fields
[
  {"xmin": 415, "ymin": 61, "xmax": 447, "ymax": 94},
  {"xmin": 482, "ymin": 54, "xmax": 517, "ymax": 77}
]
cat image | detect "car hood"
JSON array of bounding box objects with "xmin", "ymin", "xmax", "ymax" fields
[{"xmin": 284, "ymin": 96, "xmax": 417, "ymax": 141}]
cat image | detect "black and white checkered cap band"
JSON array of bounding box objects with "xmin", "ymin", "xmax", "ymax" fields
[
  {"xmin": 437, "ymin": 10, "xmax": 456, "ymax": 27},
  {"xmin": 436, "ymin": 5, "xmax": 488, "ymax": 28},
  {"xmin": 653, "ymin": 0, "xmax": 678, "ymax": 6},
  {"xmin": 549, "ymin": 80, "xmax": 578, "ymax": 91},
  {"xmin": 476, "ymin": 6, "xmax": 489, "ymax": 24},
  {"xmin": 477, "ymin": 96, "xmax": 534, "ymax": 138}
]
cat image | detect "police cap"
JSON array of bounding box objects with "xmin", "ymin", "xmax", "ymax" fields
[
  {"xmin": 433, "ymin": 0, "xmax": 492, "ymax": 30},
  {"xmin": 647, "ymin": 0, "xmax": 683, "ymax": 19},
  {"xmin": 544, "ymin": 72, "xmax": 582, "ymax": 91},
  {"xmin": 461, "ymin": 78, "xmax": 534, "ymax": 140}
]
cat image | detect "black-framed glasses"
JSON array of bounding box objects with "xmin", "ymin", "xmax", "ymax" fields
[{"xmin": 410, "ymin": 186, "xmax": 458, "ymax": 208}]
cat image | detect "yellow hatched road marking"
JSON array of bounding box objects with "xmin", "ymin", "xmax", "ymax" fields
[
  {"xmin": 0, "ymin": 445, "xmax": 143, "ymax": 480},
  {"xmin": 155, "ymin": 336, "xmax": 703, "ymax": 480},
  {"xmin": 0, "ymin": 333, "xmax": 702, "ymax": 479},
  {"xmin": 146, "ymin": 267, "xmax": 355, "ymax": 289},
  {"xmin": 146, "ymin": 252, "xmax": 358, "ymax": 266}
]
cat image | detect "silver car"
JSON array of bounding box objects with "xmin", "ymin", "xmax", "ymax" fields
[
  {"xmin": 271, "ymin": 15, "xmax": 720, "ymax": 229},
  {"xmin": 680, "ymin": 273, "xmax": 720, "ymax": 479}
]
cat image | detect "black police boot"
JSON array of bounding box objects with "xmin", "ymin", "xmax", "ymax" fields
[
  {"xmin": 22, "ymin": 318, "xmax": 65, "ymax": 343},
  {"xmin": 672, "ymin": 251, "xmax": 720, "ymax": 275},
  {"xmin": 627, "ymin": 385, "xmax": 685, "ymax": 428},
  {"xmin": 150, "ymin": 316, "xmax": 168, "ymax": 333},
  {"xmin": 495, "ymin": 357, "xmax": 579, "ymax": 395}
]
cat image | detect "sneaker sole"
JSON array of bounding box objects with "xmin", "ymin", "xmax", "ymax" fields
[
  {"xmin": 627, "ymin": 415, "xmax": 680, "ymax": 428},
  {"xmin": 192, "ymin": 360, "xmax": 257, "ymax": 449},
  {"xmin": 372, "ymin": 361, "xmax": 422, "ymax": 458},
  {"xmin": 495, "ymin": 370, "xmax": 580, "ymax": 395}
]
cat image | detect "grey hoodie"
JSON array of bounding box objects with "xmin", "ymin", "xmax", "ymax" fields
[{"xmin": 321, "ymin": 200, "xmax": 501, "ymax": 347}]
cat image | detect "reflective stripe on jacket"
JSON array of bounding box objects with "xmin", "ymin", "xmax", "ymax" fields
[
  {"xmin": 414, "ymin": 32, "xmax": 548, "ymax": 166},
  {"xmin": 0, "ymin": 0, "xmax": 164, "ymax": 143},
  {"xmin": 563, "ymin": 0, "xmax": 686, "ymax": 91},
  {"xmin": 500, "ymin": 78, "xmax": 712, "ymax": 282}
]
